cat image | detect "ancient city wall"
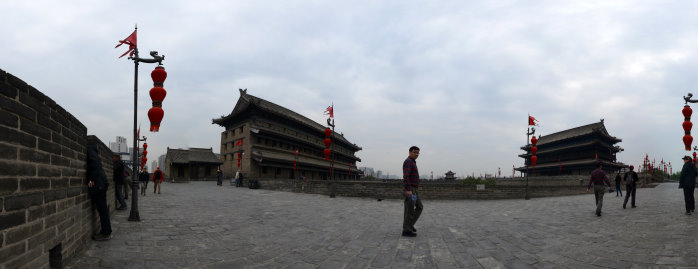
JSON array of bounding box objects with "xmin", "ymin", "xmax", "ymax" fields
[
  {"xmin": 255, "ymin": 173, "xmax": 660, "ymax": 200},
  {"xmin": 0, "ymin": 68, "xmax": 116, "ymax": 269}
]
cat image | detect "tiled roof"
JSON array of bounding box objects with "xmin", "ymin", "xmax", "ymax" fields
[
  {"xmin": 167, "ymin": 148, "xmax": 222, "ymax": 164},
  {"xmin": 536, "ymin": 120, "xmax": 620, "ymax": 146},
  {"xmin": 212, "ymin": 89, "xmax": 361, "ymax": 150}
]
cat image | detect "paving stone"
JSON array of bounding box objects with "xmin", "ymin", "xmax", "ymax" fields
[{"xmin": 65, "ymin": 182, "xmax": 698, "ymax": 268}]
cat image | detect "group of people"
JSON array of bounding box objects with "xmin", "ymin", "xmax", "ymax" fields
[
  {"xmin": 87, "ymin": 149, "xmax": 166, "ymax": 242},
  {"xmin": 216, "ymin": 169, "xmax": 245, "ymax": 187},
  {"xmin": 589, "ymin": 155, "xmax": 697, "ymax": 217}
]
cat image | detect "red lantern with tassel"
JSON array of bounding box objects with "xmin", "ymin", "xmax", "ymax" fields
[
  {"xmin": 531, "ymin": 146, "xmax": 538, "ymax": 155},
  {"xmin": 148, "ymin": 107, "xmax": 164, "ymax": 131},
  {"xmin": 323, "ymin": 148, "xmax": 331, "ymax": 160},
  {"xmin": 531, "ymin": 155, "xmax": 538, "ymax": 166}
]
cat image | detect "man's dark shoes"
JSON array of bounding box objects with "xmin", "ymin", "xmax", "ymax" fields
[
  {"xmin": 631, "ymin": 205, "xmax": 636, "ymax": 208},
  {"xmin": 412, "ymin": 228, "xmax": 417, "ymax": 233},
  {"xmin": 596, "ymin": 212, "xmax": 601, "ymax": 217},
  {"xmin": 687, "ymin": 211, "xmax": 692, "ymax": 215},
  {"xmin": 402, "ymin": 231, "xmax": 417, "ymax": 237},
  {"xmin": 623, "ymin": 204, "xmax": 626, "ymax": 209},
  {"xmin": 92, "ymin": 234, "xmax": 111, "ymax": 241}
]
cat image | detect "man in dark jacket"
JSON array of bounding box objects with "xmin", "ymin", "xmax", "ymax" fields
[
  {"xmin": 87, "ymin": 146, "xmax": 112, "ymax": 241},
  {"xmin": 679, "ymin": 156, "xmax": 697, "ymax": 215},
  {"xmin": 587, "ymin": 163, "xmax": 612, "ymax": 216},
  {"xmin": 112, "ymin": 155, "xmax": 127, "ymax": 210},
  {"xmin": 623, "ymin": 165, "xmax": 639, "ymax": 209}
]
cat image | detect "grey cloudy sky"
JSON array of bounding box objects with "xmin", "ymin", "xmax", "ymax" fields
[{"xmin": 2, "ymin": 0, "xmax": 696, "ymax": 177}]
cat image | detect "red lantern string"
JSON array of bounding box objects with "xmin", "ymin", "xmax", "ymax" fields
[
  {"xmin": 684, "ymin": 105, "xmax": 693, "ymax": 150},
  {"xmin": 148, "ymin": 66, "xmax": 167, "ymax": 132}
]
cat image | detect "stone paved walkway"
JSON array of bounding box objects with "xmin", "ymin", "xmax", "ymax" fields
[{"xmin": 67, "ymin": 182, "xmax": 698, "ymax": 269}]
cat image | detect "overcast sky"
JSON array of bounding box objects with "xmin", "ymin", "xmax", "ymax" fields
[{"xmin": 2, "ymin": 1, "xmax": 696, "ymax": 177}]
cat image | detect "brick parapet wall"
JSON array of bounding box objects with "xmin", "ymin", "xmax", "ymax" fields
[
  {"xmin": 251, "ymin": 177, "xmax": 592, "ymax": 200},
  {"xmin": 0, "ymin": 68, "xmax": 115, "ymax": 269}
]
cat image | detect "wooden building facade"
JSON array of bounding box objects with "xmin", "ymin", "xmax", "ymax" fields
[
  {"xmin": 164, "ymin": 147, "xmax": 223, "ymax": 183},
  {"xmin": 212, "ymin": 89, "xmax": 362, "ymax": 181},
  {"xmin": 516, "ymin": 120, "xmax": 626, "ymax": 176}
]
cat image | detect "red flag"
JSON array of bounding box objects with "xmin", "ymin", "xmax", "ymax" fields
[
  {"xmin": 235, "ymin": 139, "xmax": 243, "ymax": 146},
  {"xmin": 116, "ymin": 29, "xmax": 137, "ymax": 58},
  {"xmin": 528, "ymin": 115, "xmax": 538, "ymax": 126},
  {"xmin": 324, "ymin": 106, "xmax": 334, "ymax": 118}
]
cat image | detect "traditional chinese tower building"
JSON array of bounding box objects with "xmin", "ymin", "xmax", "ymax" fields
[
  {"xmin": 212, "ymin": 89, "xmax": 362, "ymax": 181},
  {"xmin": 516, "ymin": 120, "xmax": 625, "ymax": 176}
]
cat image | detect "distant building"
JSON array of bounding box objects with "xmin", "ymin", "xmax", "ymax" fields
[
  {"xmin": 358, "ymin": 167, "xmax": 375, "ymax": 177},
  {"xmin": 164, "ymin": 147, "xmax": 223, "ymax": 183},
  {"xmin": 157, "ymin": 154, "xmax": 166, "ymax": 172},
  {"xmin": 444, "ymin": 171, "xmax": 456, "ymax": 180},
  {"xmin": 109, "ymin": 136, "xmax": 130, "ymax": 161},
  {"xmin": 516, "ymin": 120, "xmax": 625, "ymax": 176},
  {"xmin": 376, "ymin": 170, "xmax": 383, "ymax": 179},
  {"xmin": 212, "ymin": 89, "xmax": 362, "ymax": 180}
]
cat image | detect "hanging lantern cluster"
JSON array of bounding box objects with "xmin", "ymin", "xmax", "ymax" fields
[
  {"xmin": 141, "ymin": 143, "xmax": 148, "ymax": 171},
  {"xmin": 530, "ymin": 136, "xmax": 538, "ymax": 167},
  {"xmin": 293, "ymin": 150, "xmax": 299, "ymax": 171},
  {"xmin": 323, "ymin": 128, "xmax": 332, "ymax": 160},
  {"xmin": 148, "ymin": 66, "xmax": 168, "ymax": 132},
  {"xmin": 237, "ymin": 152, "xmax": 242, "ymax": 168},
  {"xmin": 683, "ymin": 105, "xmax": 693, "ymax": 150}
]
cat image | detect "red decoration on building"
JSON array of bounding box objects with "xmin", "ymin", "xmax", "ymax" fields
[
  {"xmin": 531, "ymin": 155, "xmax": 538, "ymax": 166},
  {"xmin": 324, "ymin": 128, "xmax": 332, "ymax": 137},
  {"xmin": 323, "ymin": 148, "xmax": 331, "ymax": 160},
  {"xmin": 324, "ymin": 138, "xmax": 331, "ymax": 148},
  {"xmin": 530, "ymin": 136, "xmax": 538, "ymax": 167},
  {"xmin": 531, "ymin": 146, "xmax": 538, "ymax": 155}
]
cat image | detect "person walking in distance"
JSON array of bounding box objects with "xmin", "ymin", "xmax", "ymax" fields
[
  {"xmin": 402, "ymin": 146, "xmax": 423, "ymax": 237},
  {"xmin": 87, "ymin": 146, "xmax": 112, "ymax": 241},
  {"xmin": 614, "ymin": 172, "xmax": 623, "ymax": 197},
  {"xmin": 216, "ymin": 169, "xmax": 223, "ymax": 187},
  {"xmin": 623, "ymin": 165, "xmax": 639, "ymax": 209},
  {"xmin": 112, "ymin": 155, "xmax": 128, "ymax": 210},
  {"xmin": 587, "ymin": 163, "xmax": 612, "ymax": 217},
  {"xmin": 139, "ymin": 170, "xmax": 149, "ymax": 196},
  {"xmin": 679, "ymin": 156, "xmax": 697, "ymax": 215},
  {"xmin": 152, "ymin": 167, "xmax": 164, "ymax": 194}
]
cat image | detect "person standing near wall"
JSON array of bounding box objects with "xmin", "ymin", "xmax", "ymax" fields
[
  {"xmin": 112, "ymin": 155, "xmax": 128, "ymax": 210},
  {"xmin": 87, "ymin": 146, "xmax": 112, "ymax": 241},
  {"xmin": 679, "ymin": 156, "xmax": 696, "ymax": 215},
  {"xmin": 587, "ymin": 163, "xmax": 611, "ymax": 217},
  {"xmin": 217, "ymin": 169, "xmax": 223, "ymax": 186},
  {"xmin": 402, "ymin": 146, "xmax": 423, "ymax": 237},
  {"xmin": 152, "ymin": 167, "xmax": 164, "ymax": 194},
  {"xmin": 614, "ymin": 172, "xmax": 623, "ymax": 197},
  {"xmin": 623, "ymin": 165, "xmax": 639, "ymax": 209}
]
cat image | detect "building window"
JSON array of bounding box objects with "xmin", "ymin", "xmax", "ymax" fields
[{"xmin": 240, "ymin": 126, "xmax": 244, "ymax": 133}]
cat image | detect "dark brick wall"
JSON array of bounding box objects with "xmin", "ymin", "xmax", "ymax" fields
[{"xmin": 0, "ymin": 68, "xmax": 116, "ymax": 269}]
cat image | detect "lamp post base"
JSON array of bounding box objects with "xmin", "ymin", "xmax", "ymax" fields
[{"xmin": 128, "ymin": 210, "xmax": 140, "ymax": 221}]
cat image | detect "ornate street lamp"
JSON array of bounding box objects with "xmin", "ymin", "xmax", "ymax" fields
[{"xmin": 116, "ymin": 26, "xmax": 166, "ymax": 221}]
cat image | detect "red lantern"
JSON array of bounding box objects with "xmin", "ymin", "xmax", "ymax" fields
[
  {"xmin": 531, "ymin": 155, "xmax": 538, "ymax": 166},
  {"xmin": 684, "ymin": 105, "xmax": 693, "ymax": 118},
  {"xmin": 684, "ymin": 121, "xmax": 693, "ymax": 132},
  {"xmin": 531, "ymin": 136, "xmax": 538, "ymax": 145},
  {"xmin": 324, "ymin": 128, "xmax": 332, "ymax": 137},
  {"xmin": 324, "ymin": 138, "xmax": 331, "ymax": 148},
  {"xmin": 693, "ymin": 152, "xmax": 696, "ymax": 159},
  {"xmin": 148, "ymin": 107, "xmax": 164, "ymax": 132},
  {"xmin": 142, "ymin": 149, "xmax": 147, "ymax": 156},
  {"xmin": 531, "ymin": 146, "xmax": 538, "ymax": 155},
  {"xmin": 143, "ymin": 143, "xmax": 148, "ymax": 150},
  {"xmin": 323, "ymin": 148, "xmax": 331, "ymax": 160},
  {"xmin": 150, "ymin": 87, "xmax": 167, "ymax": 107},
  {"xmin": 151, "ymin": 66, "xmax": 167, "ymax": 86},
  {"xmin": 684, "ymin": 135, "xmax": 693, "ymax": 151}
]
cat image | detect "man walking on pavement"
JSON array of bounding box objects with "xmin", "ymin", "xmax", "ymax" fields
[
  {"xmin": 402, "ymin": 146, "xmax": 423, "ymax": 237},
  {"xmin": 87, "ymin": 145, "xmax": 112, "ymax": 241},
  {"xmin": 152, "ymin": 167, "xmax": 164, "ymax": 194},
  {"xmin": 623, "ymin": 165, "xmax": 639, "ymax": 209},
  {"xmin": 587, "ymin": 162, "xmax": 612, "ymax": 217},
  {"xmin": 679, "ymin": 156, "xmax": 696, "ymax": 215}
]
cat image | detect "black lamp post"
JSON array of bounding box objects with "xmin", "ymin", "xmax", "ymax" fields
[
  {"xmin": 125, "ymin": 40, "xmax": 165, "ymax": 222},
  {"xmin": 525, "ymin": 127, "xmax": 535, "ymax": 200}
]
